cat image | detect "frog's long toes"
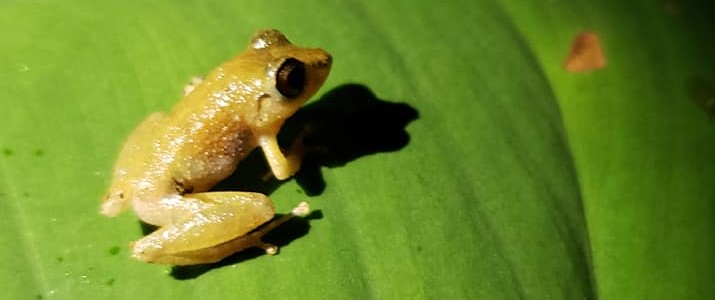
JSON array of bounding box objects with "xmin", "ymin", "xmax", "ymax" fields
[
  {"xmin": 257, "ymin": 242, "xmax": 278, "ymax": 255},
  {"xmin": 291, "ymin": 201, "xmax": 310, "ymax": 217}
]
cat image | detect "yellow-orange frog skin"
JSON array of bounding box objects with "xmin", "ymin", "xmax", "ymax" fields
[{"xmin": 100, "ymin": 29, "xmax": 332, "ymax": 265}]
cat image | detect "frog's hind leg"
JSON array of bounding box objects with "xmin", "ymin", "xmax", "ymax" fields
[
  {"xmin": 168, "ymin": 201, "xmax": 310, "ymax": 265},
  {"xmin": 131, "ymin": 192, "xmax": 310, "ymax": 265},
  {"xmin": 221, "ymin": 201, "xmax": 310, "ymax": 255}
]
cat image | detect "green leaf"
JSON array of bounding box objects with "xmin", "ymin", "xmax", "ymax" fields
[{"xmin": 1, "ymin": 0, "xmax": 712, "ymax": 299}]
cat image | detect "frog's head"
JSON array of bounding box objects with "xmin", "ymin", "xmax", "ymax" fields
[{"xmin": 247, "ymin": 29, "xmax": 332, "ymax": 135}]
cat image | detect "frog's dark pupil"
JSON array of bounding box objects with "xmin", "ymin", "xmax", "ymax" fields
[{"xmin": 276, "ymin": 58, "xmax": 305, "ymax": 99}]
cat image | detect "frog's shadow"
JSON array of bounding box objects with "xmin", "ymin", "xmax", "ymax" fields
[{"xmin": 163, "ymin": 83, "xmax": 419, "ymax": 279}]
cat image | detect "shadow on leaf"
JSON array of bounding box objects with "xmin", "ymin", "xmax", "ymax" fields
[{"xmin": 214, "ymin": 83, "xmax": 419, "ymax": 195}]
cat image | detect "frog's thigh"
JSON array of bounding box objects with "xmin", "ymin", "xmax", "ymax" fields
[{"xmin": 132, "ymin": 192, "xmax": 275, "ymax": 265}]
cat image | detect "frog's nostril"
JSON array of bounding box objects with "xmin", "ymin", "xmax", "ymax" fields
[{"xmin": 316, "ymin": 55, "xmax": 332, "ymax": 69}]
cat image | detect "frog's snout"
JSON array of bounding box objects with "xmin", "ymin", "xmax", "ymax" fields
[
  {"xmin": 311, "ymin": 50, "xmax": 332, "ymax": 81},
  {"xmin": 319, "ymin": 51, "xmax": 332, "ymax": 69},
  {"xmin": 309, "ymin": 49, "xmax": 332, "ymax": 72}
]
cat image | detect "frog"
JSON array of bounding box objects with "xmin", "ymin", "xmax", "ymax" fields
[{"xmin": 100, "ymin": 29, "xmax": 332, "ymax": 265}]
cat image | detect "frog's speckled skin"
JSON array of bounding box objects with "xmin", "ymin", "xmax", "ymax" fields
[{"xmin": 100, "ymin": 30, "xmax": 331, "ymax": 265}]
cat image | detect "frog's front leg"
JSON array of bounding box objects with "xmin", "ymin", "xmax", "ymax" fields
[
  {"xmin": 259, "ymin": 135, "xmax": 304, "ymax": 180},
  {"xmin": 132, "ymin": 192, "xmax": 310, "ymax": 265}
]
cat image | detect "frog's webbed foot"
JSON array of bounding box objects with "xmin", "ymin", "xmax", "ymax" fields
[
  {"xmin": 131, "ymin": 192, "xmax": 310, "ymax": 265},
  {"xmin": 243, "ymin": 201, "xmax": 311, "ymax": 255},
  {"xmin": 183, "ymin": 77, "xmax": 204, "ymax": 96}
]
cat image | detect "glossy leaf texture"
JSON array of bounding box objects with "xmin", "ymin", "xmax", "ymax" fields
[{"xmin": 0, "ymin": 0, "xmax": 712, "ymax": 299}]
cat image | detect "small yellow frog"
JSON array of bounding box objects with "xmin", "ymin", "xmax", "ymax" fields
[{"xmin": 100, "ymin": 29, "xmax": 332, "ymax": 265}]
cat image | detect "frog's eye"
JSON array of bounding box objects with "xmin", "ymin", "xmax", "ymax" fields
[{"xmin": 275, "ymin": 58, "xmax": 306, "ymax": 99}]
